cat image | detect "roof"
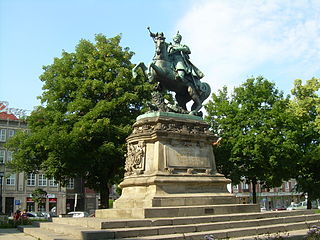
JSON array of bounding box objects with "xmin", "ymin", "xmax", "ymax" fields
[
  {"xmin": 0, "ymin": 103, "xmax": 19, "ymax": 120},
  {"xmin": 0, "ymin": 112, "xmax": 19, "ymax": 121}
]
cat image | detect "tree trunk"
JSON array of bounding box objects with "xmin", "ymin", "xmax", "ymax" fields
[
  {"xmin": 307, "ymin": 192, "xmax": 312, "ymax": 209},
  {"xmin": 307, "ymin": 199, "xmax": 312, "ymax": 209},
  {"xmin": 252, "ymin": 178, "xmax": 257, "ymax": 204},
  {"xmin": 99, "ymin": 184, "xmax": 110, "ymax": 209}
]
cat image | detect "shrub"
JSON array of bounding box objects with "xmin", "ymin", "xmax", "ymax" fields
[{"xmin": 306, "ymin": 225, "xmax": 320, "ymax": 240}]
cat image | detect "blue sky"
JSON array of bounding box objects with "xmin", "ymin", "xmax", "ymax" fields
[{"xmin": 1, "ymin": 0, "xmax": 319, "ymax": 113}]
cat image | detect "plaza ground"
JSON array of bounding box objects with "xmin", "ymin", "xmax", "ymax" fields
[{"xmin": 0, "ymin": 228, "xmax": 35, "ymax": 239}]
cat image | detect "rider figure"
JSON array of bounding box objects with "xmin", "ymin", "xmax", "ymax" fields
[{"xmin": 167, "ymin": 31, "xmax": 204, "ymax": 89}]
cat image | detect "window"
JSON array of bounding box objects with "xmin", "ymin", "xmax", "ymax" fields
[
  {"xmin": 0, "ymin": 129, "xmax": 6, "ymax": 142},
  {"xmin": 6, "ymin": 174, "xmax": 15, "ymax": 186},
  {"xmin": 27, "ymin": 173, "xmax": 36, "ymax": 186},
  {"xmin": 285, "ymin": 182, "xmax": 290, "ymax": 191},
  {"xmin": 0, "ymin": 150, "xmax": 5, "ymax": 163},
  {"xmin": 38, "ymin": 174, "xmax": 47, "ymax": 186},
  {"xmin": 49, "ymin": 177, "xmax": 58, "ymax": 187},
  {"xmin": 8, "ymin": 129, "xmax": 15, "ymax": 138},
  {"xmin": 67, "ymin": 178, "xmax": 74, "ymax": 189},
  {"xmin": 7, "ymin": 151, "xmax": 13, "ymax": 162},
  {"xmin": 241, "ymin": 182, "xmax": 249, "ymax": 190}
]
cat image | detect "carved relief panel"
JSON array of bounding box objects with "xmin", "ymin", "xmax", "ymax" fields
[{"xmin": 124, "ymin": 141, "xmax": 146, "ymax": 176}]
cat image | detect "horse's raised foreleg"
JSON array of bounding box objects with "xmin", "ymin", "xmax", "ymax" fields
[
  {"xmin": 132, "ymin": 62, "xmax": 148, "ymax": 79},
  {"xmin": 149, "ymin": 62, "xmax": 167, "ymax": 79}
]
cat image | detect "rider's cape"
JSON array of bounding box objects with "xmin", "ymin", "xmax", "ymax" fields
[{"xmin": 185, "ymin": 57, "xmax": 205, "ymax": 79}]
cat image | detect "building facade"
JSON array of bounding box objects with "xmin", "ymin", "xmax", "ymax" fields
[
  {"xmin": 0, "ymin": 102, "xmax": 99, "ymax": 216},
  {"xmin": 231, "ymin": 179, "xmax": 304, "ymax": 210}
]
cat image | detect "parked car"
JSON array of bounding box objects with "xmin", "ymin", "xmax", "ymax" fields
[
  {"xmin": 40, "ymin": 212, "xmax": 52, "ymax": 219},
  {"xmin": 272, "ymin": 206, "xmax": 287, "ymax": 211},
  {"xmin": 295, "ymin": 201, "xmax": 308, "ymax": 210},
  {"xmin": 287, "ymin": 200, "xmax": 319, "ymax": 210},
  {"xmin": 9, "ymin": 211, "xmax": 47, "ymax": 220},
  {"xmin": 27, "ymin": 212, "xmax": 48, "ymax": 219},
  {"xmin": 287, "ymin": 202, "xmax": 303, "ymax": 210},
  {"xmin": 67, "ymin": 211, "xmax": 89, "ymax": 218}
]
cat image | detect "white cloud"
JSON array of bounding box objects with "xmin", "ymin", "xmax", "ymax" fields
[{"xmin": 174, "ymin": 0, "xmax": 320, "ymax": 94}]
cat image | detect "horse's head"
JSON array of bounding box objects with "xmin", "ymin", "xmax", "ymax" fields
[{"xmin": 154, "ymin": 33, "xmax": 168, "ymax": 60}]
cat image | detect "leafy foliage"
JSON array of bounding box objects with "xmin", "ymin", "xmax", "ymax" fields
[
  {"xmin": 31, "ymin": 188, "xmax": 48, "ymax": 204},
  {"xmin": 288, "ymin": 78, "xmax": 320, "ymax": 204},
  {"xmin": 6, "ymin": 34, "xmax": 152, "ymax": 208},
  {"xmin": 205, "ymin": 76, "xmax": 293, "ymax": 201}
]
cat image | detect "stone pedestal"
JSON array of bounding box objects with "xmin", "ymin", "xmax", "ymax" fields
[{"xmin": 96, "ymin": 112, "xmax": 259, "ymax": 218}]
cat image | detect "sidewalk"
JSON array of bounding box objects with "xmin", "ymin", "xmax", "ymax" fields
[{"xmin": 0, "ymin": 228, "xmax": 36, "ymax": 239}]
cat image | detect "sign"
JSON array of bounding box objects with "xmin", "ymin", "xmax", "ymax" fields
[
  {"xmin": 15, "ymin": 200, "xmax": 21, "ymax": 205},
  {"xmin": 164, "ymin": 144, "xmax": 213, "ymax": 169},
  {"xmin": 26, "ymin": 197, "xmax": 34, "ymax": 203},
  {"xmin": 47, "ymin": 194, "xmax": 56, "ymax": 198},
  {"xmin": 49, "ymin": 198, "xmax": 57, "ymax": 203}
]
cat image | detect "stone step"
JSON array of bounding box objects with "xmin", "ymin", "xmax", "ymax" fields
[
  {"xmin": 113, "ymin": 194, "xmax": 238, "ymax": 209},
  {"xmin": 18, "ymin": 225, "xmax": 80, "ymax": 240},
  {"xmin": 111, "ymin": 215, "xmax": 320, "ymax": 238},
  {"xmin": 96, "ymin": 203, "xmax": 260, "ymax": 218},
  {"xmin": 111, "ymin": 217, "xmax": 320, "ymax": 239},
  {"xmin": 28, "ymin": 213, "xmax": 320, "ymax": 239},
  {"xmin": 52, "ymin": 209, "xmax": 315, "ymax": 229},
  {"xmin": 35, "ymin": 222, "xmax": 99, "ymax": 239},
  {"xmin": 115, "ymin": 220, "xmax": 320, "ymax": 240},
  {"xmin": 19, "ymin": 211, "xmax": 320, "ymax": 240}
]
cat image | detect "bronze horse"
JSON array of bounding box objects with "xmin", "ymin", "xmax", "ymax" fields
[{"xmin": 132, "ymin": 31, "xmax": 211, "ymax": 115}]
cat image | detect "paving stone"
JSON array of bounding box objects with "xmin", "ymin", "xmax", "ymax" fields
[{"xmin": 0, "ymin": 228, "xmax": 37, "ymax": 240}]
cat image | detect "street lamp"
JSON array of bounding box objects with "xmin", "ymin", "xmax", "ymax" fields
[{"xmin": 0, "ymin": 172, "xmax": 4, "ymax": 214}]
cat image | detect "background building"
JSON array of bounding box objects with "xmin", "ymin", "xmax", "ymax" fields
[
  {"xmin": 0, "ymin": 101, "xmax": 99, "ymax": 216},
  {"xmin": 232, "ymin": 179, "xmax": 304, "ymax": 210}
]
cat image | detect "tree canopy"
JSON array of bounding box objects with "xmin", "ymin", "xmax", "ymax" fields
[
  {"xmin": 205, "ymin": 76, "xmax": 294, "ymax": 203},
  {"xmin": 31, "ymin": 188, "xmax": 48, "ymax": 205},
  {"xmin": 287, "ymin": 78, "xmax": 320, "ymax": 206},
  {"xmin": 6, "ymin": 34, "xmax": 152, "ymax": 208}
]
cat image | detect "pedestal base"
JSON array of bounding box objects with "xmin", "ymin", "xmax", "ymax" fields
[
  {"xmin": 96, "ymin": 112, "xmax": 260, "ymax": 219},
  {"xmin": 113, "ymin": 173, "xmax": 236, "ymax": 209}
]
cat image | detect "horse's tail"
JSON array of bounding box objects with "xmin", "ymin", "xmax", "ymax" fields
[{"xmin": 199, "ymin": 82, "xmax": 211, "ymax": 102}]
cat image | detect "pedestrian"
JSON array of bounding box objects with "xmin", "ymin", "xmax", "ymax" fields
[
  {"xmin": 21, "ymin": 209, "xmax": 28, "ymax": 219},
  {"xmin": 13, "ymin": 210, "xmax": 21, "ymax": 220}
]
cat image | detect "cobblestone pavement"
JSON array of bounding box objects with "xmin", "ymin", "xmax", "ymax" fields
[{"xmin": 0, "ymin": 228, "xmax": 36, "ymax": 239}]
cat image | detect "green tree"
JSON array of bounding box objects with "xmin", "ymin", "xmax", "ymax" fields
[
  {"xmin": 31, "ymin": 188, "xmax": 48, "ymax": 205},
  {"xmin": 205, "ymin": 76, "xmax": 293, "ymax": 203},
  {"xmin": 6, "ymin": 34, "xmax": 152, "ymax": 208},
  {"xmin": 287, "ymin": 78, "xmax": 320, "ymax": 208}
]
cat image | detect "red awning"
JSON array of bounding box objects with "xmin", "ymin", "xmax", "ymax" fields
[{"xmin": 49, "ymin": 198, "xmax": 57, "ymax": 203}]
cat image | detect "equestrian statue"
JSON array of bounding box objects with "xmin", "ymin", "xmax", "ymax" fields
[{"xmin": 132, "ymin": 27, "xmax": 211, "ymax": 116}]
